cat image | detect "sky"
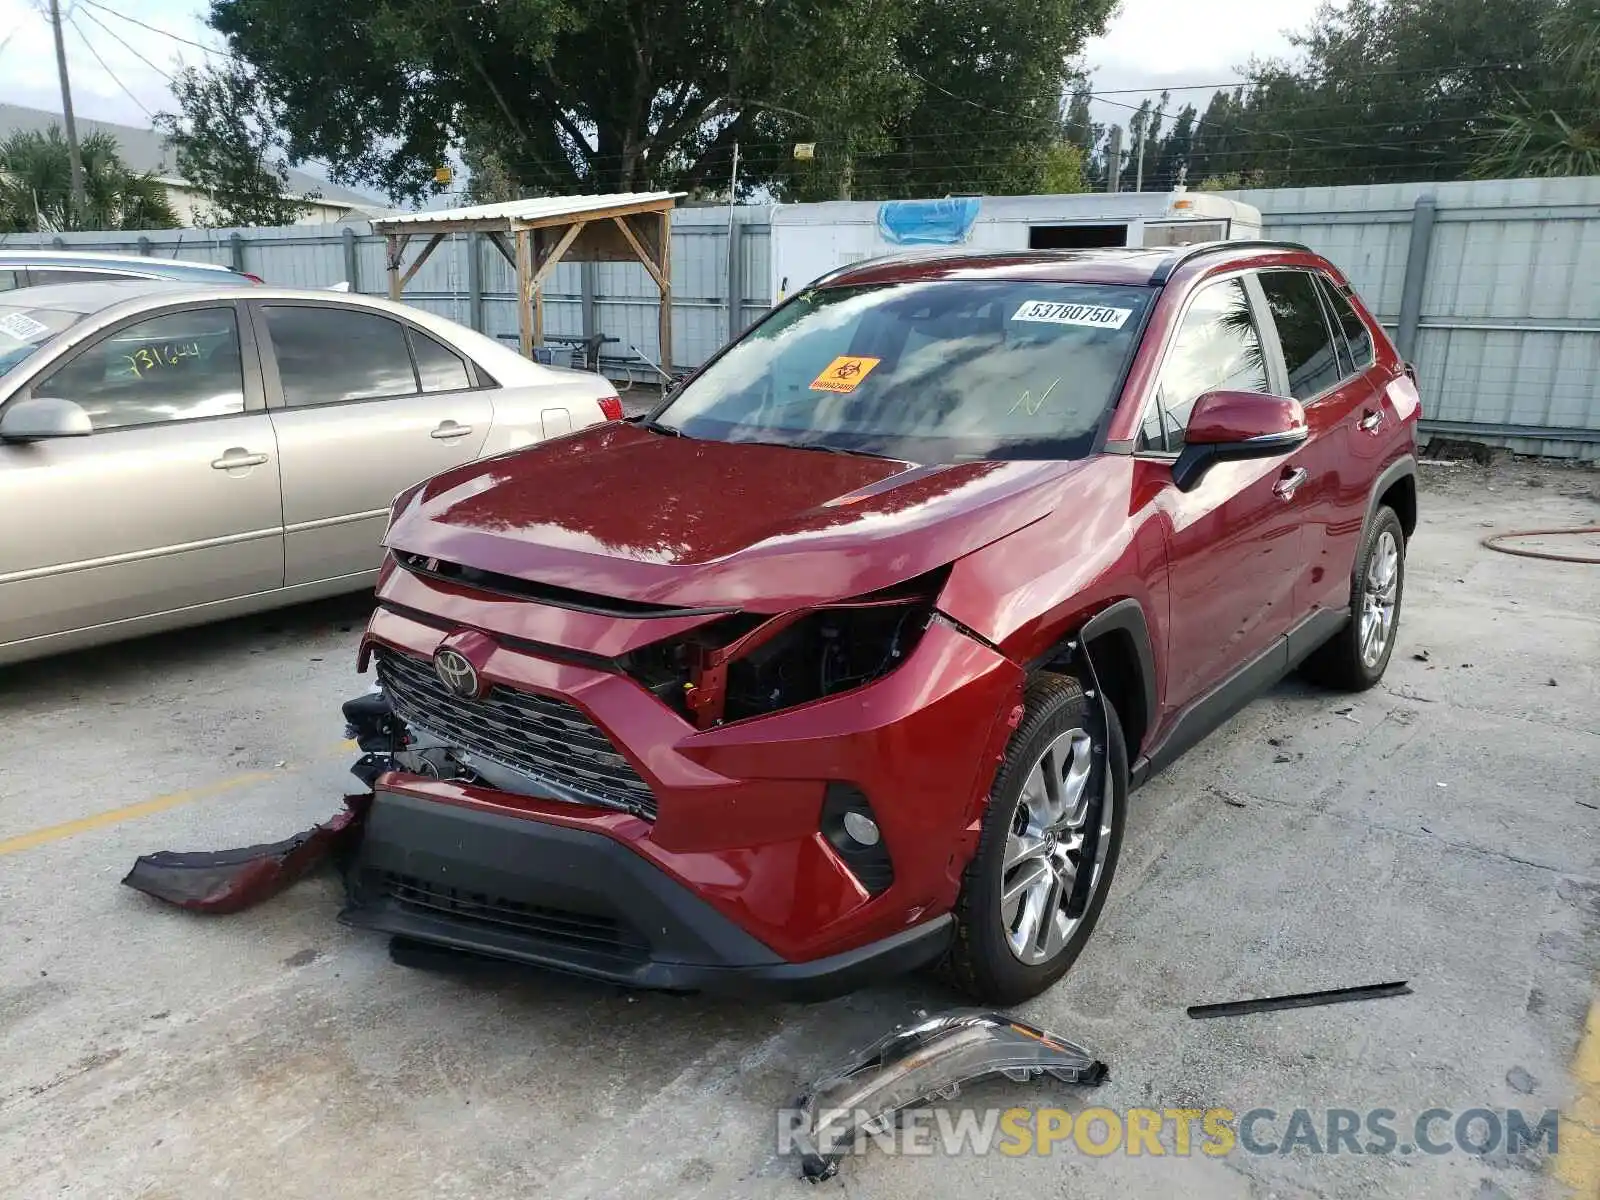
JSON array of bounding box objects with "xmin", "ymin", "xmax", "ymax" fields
[{"xmin": 0, "ymin": 0, "xmax": 1326, "ymax": 187}]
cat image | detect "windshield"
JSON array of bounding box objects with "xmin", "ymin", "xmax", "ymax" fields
[
  {"xmin": 656, "ymin": 280, "xmax": 1153, "ymax": 462},
  {"xmin": 0, "ymin": 305, "xmax": 83, "ymax": 377}
]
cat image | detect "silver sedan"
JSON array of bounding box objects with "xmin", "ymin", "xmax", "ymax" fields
[{"xmin": 0, "ymin": 280, "xmax": 622, "ymax": 665}]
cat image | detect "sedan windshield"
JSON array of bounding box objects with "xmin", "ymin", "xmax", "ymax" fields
[
  {"xmin": 656, "ymin": 280, "xmax": 1154, "ymax": 462},
  {"xmin": 0, "ymin": 305, "xmax": 83, "ymax": 377}
]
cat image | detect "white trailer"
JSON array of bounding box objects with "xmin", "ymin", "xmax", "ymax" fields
[{"xmin": 768, "ymin": 189, "xmax": 1262, "ymax": 300}]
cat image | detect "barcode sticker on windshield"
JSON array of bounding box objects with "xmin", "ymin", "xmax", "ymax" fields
[
  {"xmin": 0, "ymin": 312, "xmax": 50, "ymax": 342},
  {"xmin": 1011, "ymin": 301, "xmax": 1132, "ymax": 329}
]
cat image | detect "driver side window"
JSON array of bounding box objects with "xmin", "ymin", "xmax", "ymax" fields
[
  {"xmin": 1139, "ymin": 277, "xmax": 1269, "ymax": 453},
  {"xmin": 36, "ymin": 306, "xmax": 245, "ymax": 432}
]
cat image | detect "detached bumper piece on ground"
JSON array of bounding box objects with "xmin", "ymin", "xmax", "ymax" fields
[
  {"xmin": 790, "ymin": 1011, "xmax": 1108, "ymax": 1181},
  {"xmin": 121, "ymin": 793, "xmax": 371, "ymax": 914}
]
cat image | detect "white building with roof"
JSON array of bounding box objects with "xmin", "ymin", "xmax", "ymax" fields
[{"xmin": 0, "ymin": 102, "xmax": 389, "ymax": 227}]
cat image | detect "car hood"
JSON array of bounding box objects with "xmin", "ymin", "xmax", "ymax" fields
[{"xmin": 385, "ymin": 422, "xmax": 1094, "ymax": 611}]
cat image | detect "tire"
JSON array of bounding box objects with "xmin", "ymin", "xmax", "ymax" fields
[
  {"xmin": 1300, "ymin": 505, "xmax": 1406, "ymax": 692},
  {"xmin": 944, "ymin": 672, "xmax": 1128, "ymax": 1005}
]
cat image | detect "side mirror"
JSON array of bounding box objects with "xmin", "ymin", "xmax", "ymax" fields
[
  {"xmin": 1172, "ymin": 390, "xmax": 1307, "ymax": 491},
  {"xmin": 0, "ymin": 397, "xmax": 93, "ymax": 443}
]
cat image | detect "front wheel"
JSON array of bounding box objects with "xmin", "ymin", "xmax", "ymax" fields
[{"xmin": 944, "ymin": 673, "xmax": 1127, "ymax": 1005}]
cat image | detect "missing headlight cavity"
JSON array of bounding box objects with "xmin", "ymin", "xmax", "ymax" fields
[
  {"xmin": 621, "ymin": 569, "xmax": 946, "ymax": 727},
  {"xmin": 722, "ymin": 602, "xmax": 926, "ymax": 723}
]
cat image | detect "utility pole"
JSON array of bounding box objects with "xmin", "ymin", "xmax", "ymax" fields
[
  {"xmin": 1106, "ymin": 125, "xmax": 1123, "ymax": 193},
  {"xmin": 1133, "ymin": 121, "xmax": 1146, "ymax": 193},
  {"xmin": 48, "ymin": 0, "xmax": 87, "ymax": 225}
]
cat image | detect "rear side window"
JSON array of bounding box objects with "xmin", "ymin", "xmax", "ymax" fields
[
  {"xmin": 265, "ymin": 305, "xmax": 418, "ymax": 407},
  {"xmin": 1316, "ymin": 278, "xmax": 1375, "ymax": 371},
  {"xmin": 1257, "ymin": 270, "xmax": 1341, "ymax": 401},
  {"xmin": 0, "ymin": 270, "xmax": 21, "ymax": 292},
  {"xmin": 408, "ymin": 327, "xmax": 472, "ymax": 392},
  {"xmin": 36, "ymin": 306, "xmax": 245, "ymax": 431}
]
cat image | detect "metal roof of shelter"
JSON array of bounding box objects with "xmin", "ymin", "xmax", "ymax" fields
[
  {"xmin": 373, "ymin": 192, "xmax": 684, "ymax": 365},
  {"xmin": 369, "ymin": 192, "xmax": 683, "ymax": 234}
]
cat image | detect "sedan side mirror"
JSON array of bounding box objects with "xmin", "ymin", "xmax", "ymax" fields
[
  {"xmin": 0, "ymin": 397, "xmax": 93, "ymax": 443},
  {"xmin": 1173, "ymin": 390, "xmax": 1307, "ymax": 492}
]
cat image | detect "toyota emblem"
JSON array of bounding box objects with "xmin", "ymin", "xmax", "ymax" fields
[{"xmin": 433, "ymin": 648, "xmax": 481, "ymax": 699}]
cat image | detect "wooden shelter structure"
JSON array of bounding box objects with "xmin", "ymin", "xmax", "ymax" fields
[{"xmin": 370, "ymin": 192, "xmax": 683, "ymax": 367}]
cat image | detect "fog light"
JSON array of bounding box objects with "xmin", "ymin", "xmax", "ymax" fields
[
  {"xmin": 820, "ymin": 784, "xmax": 894, "ymax": 895},
  {"xmin": 841, "ymin": 811, "xmax": 880, "ymax": 846}
]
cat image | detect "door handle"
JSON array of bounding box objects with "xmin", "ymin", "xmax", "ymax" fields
[
  {"xmin": 1273, "ymin": 467, "xmax": 1308, "ymax": 501},
  {"xmin": 430, "ymin": 421, "xmax": 473, "ymax": 440},
  {"xmin": 210, "ymin": 448, "xmax": 269, "ymax": 469},
  {"xmin": 1358, "ymin": 408, "xmax": 1384, "ymax": 432}
]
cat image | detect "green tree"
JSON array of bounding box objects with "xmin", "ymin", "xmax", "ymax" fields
[
  {"xmin": 0, "ymin": 128, "xmax": 179, "ymax": 232},
  {"xmin": 202, "ymin": 0, "xmax": 1114, "ymax": 203},
  {"xmin": 1475, "ymin": 0, "xmax": 1600, "ymax": 177},
  {"xmin": 1180, "ymin": 0, "xmax": 1557, "ymax": 187},
  {"xmin": 156, "ymin": 60, "xmax": 321, "ymax": 227},
  {"xmin": 1040, "ymin": 142, "xmax": 1088, "ymax": 193},
  {"xmin": 853, "ymin": 0, "xmax": 1118, "ymax": 199},
  {"xmin": 1148, "ymin": 104, "xmax": 1195, "ymax": 192}
]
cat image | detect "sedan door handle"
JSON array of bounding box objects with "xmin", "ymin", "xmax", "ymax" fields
[
  {"xmin": 430, "ymin": 421, "xmax": 473, "ymax": 440},
  {"xmin": 1358, "ymin": 408, "xmax": 1384, "ymax": 432},
  {"xmin": 210, "ymin": 448, "xmax": 269, "ymax": 469},
  {"xmin": 1273, "ymin": 467, "xmax": 1309, "ymax": 501}
]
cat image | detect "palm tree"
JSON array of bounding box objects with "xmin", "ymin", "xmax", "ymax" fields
[
  {"xmin": 0, "ymin": 127, "xmax": 180, "ymax": 232},
  {"xmin": 1475, "ymin": 2, "xmax": 1600, "ymax": 178}
]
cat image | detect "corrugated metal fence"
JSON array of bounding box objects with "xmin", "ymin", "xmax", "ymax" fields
[
  {"xmin": 5, "ymin": 179, "xmax": 1598, "ymax": 457},
  {"xmin": 0, "ymin": 208, "xmax": 773, "ymax": 385},
  {"xmin": 1230, "ymin": 177, "xmax": 1600, "ymax": 459}
]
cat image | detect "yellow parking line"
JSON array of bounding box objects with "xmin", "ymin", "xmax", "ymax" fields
[
  {"xmin": 0, "ymin": 740, "xmax": 357, "ymax": 857},
  {"xmin": 0, "ymin": 772, "xmax": 276, "ymax": 856},
  {"xmin": 1556, "ymin": 991, "xmax": 1600, "ymax": 1195}
]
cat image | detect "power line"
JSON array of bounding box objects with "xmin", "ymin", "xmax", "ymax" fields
[
  {"xmin": 77, "ymin": 0, "xmax": 223, "ymax": 55},
  {"xmin": 69, "ymin": 15, "xmax": 151, "ymax": 117},
  {"xmin": 76, "ymin": 4, "xmax": 172, "ymax": 82}
]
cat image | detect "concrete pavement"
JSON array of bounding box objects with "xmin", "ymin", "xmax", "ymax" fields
[{"xmin": 1, "ymin": 460, "xmax": 1595, "ymax": 1199}]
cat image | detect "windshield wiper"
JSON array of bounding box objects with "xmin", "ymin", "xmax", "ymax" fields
[
  {"xmin": 626, "ymin": 416, "xmax": 684, "ymax": 437},
  {"xmin": 730, "ymin": 437, "xmax": 901, "ymax": 461}
]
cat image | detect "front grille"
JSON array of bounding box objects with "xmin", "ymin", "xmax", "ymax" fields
[
  {"xmin": 377, "ymin": 870, "xmax": 648, "ymax": 959},
  {"xmin": 374, "ymin": 646, "xmax": 658, "ymax": 820}
]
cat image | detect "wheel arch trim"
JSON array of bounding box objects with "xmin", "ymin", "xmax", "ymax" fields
[{"xmin": 1030, "ymin": 598, "xmax": 1158, "ymax": 755}]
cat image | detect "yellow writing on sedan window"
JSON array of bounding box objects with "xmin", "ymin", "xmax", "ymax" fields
[
  {"xmin": 121, "ymin": 342, "xmax": 201, "ymax": 379},
  {"xmin": 810, "ymin": 355, "xmax": 881, "ymax": 394}
]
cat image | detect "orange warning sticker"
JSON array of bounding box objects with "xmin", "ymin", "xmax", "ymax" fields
[{"xmin": 809, "ymin": 355, "xmax": 881, "ymax": 393}]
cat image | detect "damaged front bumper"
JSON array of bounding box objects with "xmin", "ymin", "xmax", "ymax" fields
[
  {"xmin": 339, "ymin": 782, "xmax": 954, "ymax": 999},
  {"xmin": 337, "ymin": 600, "xmax": 1024, "ymax": 994},
  {"xmin": 122, "ymin": 794, "xmax": 370, "ymax": 913}
]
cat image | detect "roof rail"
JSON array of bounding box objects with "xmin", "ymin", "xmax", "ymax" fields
[{"xmin": 1148, "ymin": 239, "xmax": 1314, "ymax": 284}]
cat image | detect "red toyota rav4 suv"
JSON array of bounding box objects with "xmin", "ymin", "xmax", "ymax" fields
[{"xmin": 340, "ymin": 241, "xmax": 1419, "ymax": 1004}]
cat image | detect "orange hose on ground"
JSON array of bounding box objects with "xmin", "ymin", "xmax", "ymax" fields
[{"xmin": 1481, "ymin": 526, "xmax": 1600, "ymax": 564}]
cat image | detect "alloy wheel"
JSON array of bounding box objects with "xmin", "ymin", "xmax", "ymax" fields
[
  {"xmin": 1360, "ymin": 530, "xmax": 1400, "ymax": 667},
  {"xmin": 1000, "ymin": 727, "xmax": 1114, "ymax": 965}
]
